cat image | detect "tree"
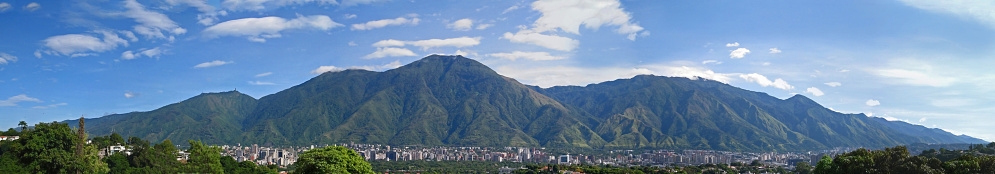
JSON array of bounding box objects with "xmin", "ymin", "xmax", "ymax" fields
[
  {"xmin": 109, "ymin": 133, "xmax": 124, "ymax": 145},
  {"xmin": 17, "ymin": 121, "xmax": 26, "ymax": 132},
  {"xmin": 294, "ymin": 146, "xmax": 374, "ymax": 174},
  {"xmin": 793, "ymin": 161, "xmax": 812, "ymax": 174},
  {"xmin": 814, "ymin": 155, "xmax": 834, "ymax": 174},
  {"xmin": 183, "ymin": 140, "xmax": 224, "ymax": 174},
  {"xmin": 10, "ymin": 122, "xmax": 108, "ymax": 173}
]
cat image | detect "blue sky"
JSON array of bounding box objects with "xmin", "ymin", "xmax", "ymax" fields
[{"xmin": 1, "ymin": 0, "xmax": 994, "ymax": 142}]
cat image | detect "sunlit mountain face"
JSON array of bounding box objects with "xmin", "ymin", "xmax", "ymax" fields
[{"xmin": 2, "ymin": 0, "xmax": 994, "ymax": 144}]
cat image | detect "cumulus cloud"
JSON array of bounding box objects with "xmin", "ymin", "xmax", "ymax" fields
[
  {"xmin": 351, "ymin": 16, "xmax": 420, "ymax": 30},
  {"xmin": 310, "ymin": 60, "xmax": 402, "ymax": 74},
  {"xmin": 23, "ymin": 2, "xmax": 40, "ymax": 11},
  {"xmin": 363, "ymin": 47, "xmax": 416, "ymax": 59},
  {"xmin": 310, "ymin": 65, "xmax": 344, "ymax": 74},
  {"xmin": 530, "ymin": 0, "xmax": 645, "ymax": 39},
  {"xmin": 255, "ymin": 72, "xmax": 273, "ymax": 77},
  {"xmin": 453, "ymin": 49, "xmax": 478, "ymax": 57},
  {"xmin": 0, "ymin": 3, "xmax": 10, "ymax": 12},
  {"xmin": 248, "ymin": 81, "xmax": 275, "ymax": 85},
  {"xmin": 739, "ymin": 73, "xmax": 794, "ymax": 90},
  {"xmin": 33, "ymin": 103, "xmax": 67, "ymax": 109},
  {"xmin": 730, "ymin": 48, "xmax": 750, "ymax": 59},
  {"xmin": 0, "ymin": 94, "xmax": 43, "ymax": 107},
  {"xmin": 0, "ymin": 52, "xmax": 17, "ymax": 65},
  {"xmin": 204, "ymin": 15, "xmax": 341, "ymax": 42},
  {"xmin": 343, "ymin": 14, "xmax": 357, "ymax": 19},
  {"xmin": 476, "ymin": 23, "xmax": 493, "ymax": 30},
  {"xmin": 502, "ymin": 30, "xmax": 578, "ymax": 51},
  {"xmin": 408, "ymin": 37, "xmax": 481, "ymax": 50},
  {"xmin": 725, "ymin": 42, "xmax": 740, "ymax": 47},
  {"xmin": 769, "ymin": 48, "xmax": 782, "ymax": 54},
  {"xmin": 701, "ymin": 60, "xmax": 721, "ymax": 65},
  {"xmin": 42, "ymin": 31, "xmax": 128, "ymax": 57},
  {"xmin": 193, "ymin": 60, "xmax": 233, "ymax": 68},
  {"xmin": 805, "ymin": 87, "xmax": 825, "ymax": 96},
  {"xmin": 122, "ymin": 0, "xmax": 186, "ymax": 39},
  {"xmin": 488, "ymin": 51, "xmax": 566, "ymax": 61},
  {"xmin": 825, "ymin": 82, "xmax": 842, "ymax": 87},
  {"xmin": 448, "ymin": 18, "xmax": 474, "ymax": 31},
  {"xmin": 866, "ymin": 99, "xmax": 881, "ymax": 106},
  {"xmin": 120, "ymin": 47, "xmax": 163, "ymax": 60}
]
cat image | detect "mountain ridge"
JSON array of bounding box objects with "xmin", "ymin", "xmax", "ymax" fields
[{"xmin": 64, "ymin": 55, "xmax": 988, "ymax": 151}]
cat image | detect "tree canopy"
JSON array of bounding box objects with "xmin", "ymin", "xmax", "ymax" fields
[{"xmin": 294, "ymin": 146, "xmax": 374, "ymax": 174}]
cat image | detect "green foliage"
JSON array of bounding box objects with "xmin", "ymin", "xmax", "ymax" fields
[
  {"xmin": 814, "ymin": 155, "xmax": 834, "ymax": 174},
  {"xmin": 183, "ymin": 140, "xmax": 225, "ymax": 174},
  {"xmin": 294, "ymin": 146, "xmax": 373, "ymax": 174},
  {"xmin": 794, "ymin": 161, "xmax": 813, "ymax": 174},
  {"xmin": 372, "ymin": 160, "xmax": 526, "ymax": 173},
  {"xmin": 0, "ymin": 122, "xmax": 108, "ymax": 173}
]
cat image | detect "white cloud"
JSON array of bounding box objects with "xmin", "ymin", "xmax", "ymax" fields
[
  {"xmin": 762, "ymin": 62, "xmax": 771, "ymax": 66},
  {"xmin": 371, "ymin": 39, "xmax": 406, "ymax": 47},
  {"xmin": 408, "ymin": 37, "xmax": 481, "ymax": 50},
  {"xmin": 363, "ymin": 47, "xmax": 416, "ymax": 59},
  {"xmin": 120, "ymin": 47, "xmax": 163, "ymax": 60},
  {"xmin": 351, "ymin": 16, "xmax": 420, "ymax": 30},
  {"xmin": 310, "ymin": 60, "xmax": 402, "ymax": 74},
  {"xmin": 248, "ymin": 81, "xmax": 275, "ymax": 85},
  {"xmin": 725, "ymin": 42, "xmax": 739, "ymax": 47},
  {"xmin": 448, "ymin": 18, "xmax": 474, "ymax": 31},
  {"xmin": 769, "ymin": 48, "xmax": 782, "ymax": 54},
  {"xmin": 204, "ymin": 15, "xmax": 341, "ymax": 42},
  {"xmin": 165, "ymin": 0, "xmax": 227, "ymax": 25},
  {"xmin": 919, "ymin": 117, "xmax": 927, "ymax": 123},
  {"xmin": 840, "ymin": 69, "xmax": 850, "ymax": 73},
  {"xmin": 23, "ymin": 2, "xmax": 40, "ymax": 11},
  {"xmin": 33, "ymin": 51, "xmax": 41, "ymax": 58},
  {"xmin": 347, "ymin": 41, "xmax": 357, "ymax": 46},
  {"xmin": 805, "ymin": 87, "xmax": 825, "ymax": 96},
  {"xmin": 502, "ymin": 30, "xmax": 578, "ymax": 51},
  {"xmin": 496, "ymin": 64, "xmax": 734, "ymax": 88},
  {"xmin": 453, "ymin": 49, "xmax": 478, "ymax": 57},
  {"xmin": 123, "ymin": 0, "xmax": 186, "ymax": 39},
  {"xmin": 119, "ymin": 30, "xmax": 138, "ymax": 42},
  {"xmin": 488, "ymin": 51, "xmax": 566, "ymax": 61},
  {"xmin": 32, "ymin": 103, "xmax": 67, "ymax": 109},
  {"xmin": 344, "ymin": 14, "xmax": 357, "ymax": 19},
  {"xmin": 739, "ymin": 73, "xmax": 794, "ymax": 90},
  {"xmin": 0, "ymin": 3, "xmax": 11, "ymax": 12},
  {"xmin": 310, "ymin": 65, "xmax": 344, "ymax": 74},
  {"xmin": 530, "ymin": 0, "xmax": 644, "ymax": 38},
  {"xmin": 255, "ymin": 72, "xmax": 273, "ymax": 77},
  {"xmin": 222, "ymin": 0, "xmax": 338, "ymax": 11},
  {"xmin": 898, "ymin": 0, "xmax": 995, "ymax": 29},
  {"xmin": 476, "ymin": 23, "xmax": 493, "ymax": 30},
  {"xmin": 701, "ymin": 60, "xmax": 721, "ymax": 65},
  {"xmin": 124, "ymin": 91, "xmax": 139, "ymax": 98},
  {"xmin": 729, "ymin": 48, "xmax": 750, "ymax": 59},
  {"xmin": 502, "ymin": 5, "xmax": 520, "ymax": 14},
  {"xmin": 0, "ymin": 52, "xmax": 17, "ymax": 65},
  {"xmin": 866, "ymin": 99, "xmax": 881, "ymax": 106},
  {"xmin": 873, "ymin": 68, "xmax": 955, "ymax": 87},
  {"xmin": 42, "ymin": 31, "xmax": 128, "ymax": 56},
  {"xmin": 0, "ymin": 94, "xmax": 43, "ymax": 107},
  {"xmin": 193, "ymin": 60, "xmax": 233, "ymax": 68},
  {"xmin": 825, "ymin": 82, "xmax": 842, "ymax": 87}
]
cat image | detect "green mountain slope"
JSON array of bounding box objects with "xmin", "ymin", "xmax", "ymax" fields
[
  {"xmin": 63, "ymin": 55, "xmax": 986, "ymax": 151},
  {"xmin": 240, "ymin": 55, "xmax": 604, "ymax": 147},
  {"xmin": 66, "ymin": 91, "xmax": 257, "ymax": 145}
]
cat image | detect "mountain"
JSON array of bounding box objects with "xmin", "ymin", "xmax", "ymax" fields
[
  {"xmin": 67, "ymin": 91, "xmax": 257, "ymax": 145},
  {"xmin": 64, "ymin": 55, "xmax": 988, "ymax": 151}
]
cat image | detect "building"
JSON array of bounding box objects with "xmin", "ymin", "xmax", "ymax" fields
[{"xmin": 559, "ymin": 154, "xmax": 571, "ymax": 164}]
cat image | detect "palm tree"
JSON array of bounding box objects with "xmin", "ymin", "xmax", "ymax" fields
[{"xmin": 18, "ymin": 121, "xmax": 27, "ymax": 132}]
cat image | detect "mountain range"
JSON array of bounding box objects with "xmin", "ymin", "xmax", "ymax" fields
[{"xmin": 63, "ymin": 55, "xmax": 987, "ymax": 151}]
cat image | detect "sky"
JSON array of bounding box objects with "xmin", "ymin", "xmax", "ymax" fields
[{"xmin": 1, "ymin": 0, "xmax": 994, "ymax": 142}]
